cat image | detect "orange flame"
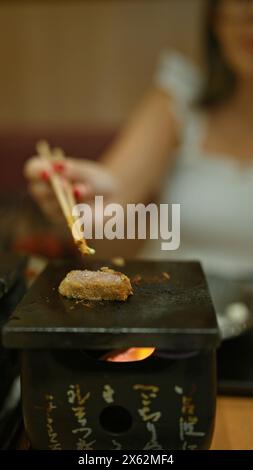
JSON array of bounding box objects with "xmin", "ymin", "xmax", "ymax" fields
[{"xmin": 102, "ymin": 347, "xmax": 155, "ymax": 362}]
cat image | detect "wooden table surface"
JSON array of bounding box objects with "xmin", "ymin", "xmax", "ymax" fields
[{"xmin": 211, "ymin": 396, "xmax": 253, "ymax": 450}]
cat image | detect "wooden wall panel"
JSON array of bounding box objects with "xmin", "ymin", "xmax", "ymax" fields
[{"xmin": 0, "ymin": 0, "xmax": 204, "ymax": 129}]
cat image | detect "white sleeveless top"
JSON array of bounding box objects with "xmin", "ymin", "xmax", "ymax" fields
[{"xmin": 141, "ymin": 51, "xmax": 253, "ymax": 279}]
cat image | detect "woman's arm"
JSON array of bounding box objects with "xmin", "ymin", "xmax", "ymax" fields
[
  {"xmin": 24, "ymin": 88, "xmax": 179, "ymax": 220},
  {"xmin": 103, "ymin": 88, "xmax": 179, "ymax": 204}
]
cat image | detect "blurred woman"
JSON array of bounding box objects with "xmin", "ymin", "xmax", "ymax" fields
[{"xmin": 25, "ymin": 0, "xmax": 253, "ymax": 278}]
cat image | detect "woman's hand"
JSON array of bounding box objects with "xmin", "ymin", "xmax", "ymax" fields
[
  {"xmin": 24, "ymin": 156, "xmax": 119, "ymax": 224},
  {"xmin": 24, "ymin": 89, "xmax": 179, "ymax": 224}
]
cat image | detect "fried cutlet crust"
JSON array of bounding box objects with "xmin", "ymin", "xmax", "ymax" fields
[{"xmin": 58, "ymin": 267, "xmax": 133, "ymax": 301}]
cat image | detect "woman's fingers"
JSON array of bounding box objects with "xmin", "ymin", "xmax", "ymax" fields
[
  {"xmin": 28, "ymin": 181, "xmax": 52, "ymax": 200},
  {"xmin": 24, "ymin": 156, "xmax": 51, "ymax": 181},
  {"xmin": 72, "ymin": 182, "xmax": 95, "ymax": 201},
  {"xmin": 63, "ymin": 159, "xmax": 119, "ymax": 195},
  {"xmin": 25, "ymin": 157, "xmax": 118, "ymax": 195},
  {"xmin": 24, "ymin": 156, "xmax": 120, "ymax": 225},
  {"xmin": 28, "ymin": 183, "xmax": 63, "ymax": 222},
  {"xmin": 28, "ymin": 182, "xmax": 62, "ymax": 220}
]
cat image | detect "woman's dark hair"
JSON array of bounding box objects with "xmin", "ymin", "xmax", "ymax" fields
[{"xmin": 198, "ymin": 0, "xmax": 237, "ymax": 108}]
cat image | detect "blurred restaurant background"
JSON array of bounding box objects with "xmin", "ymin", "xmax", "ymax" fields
[
  {"xmin": 2, "ymin": 3, "xmax": 253, "ymax": 452},
  {"xmin": 0, "ymin": 0, "xmax": 203, "ymax": 258}
]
